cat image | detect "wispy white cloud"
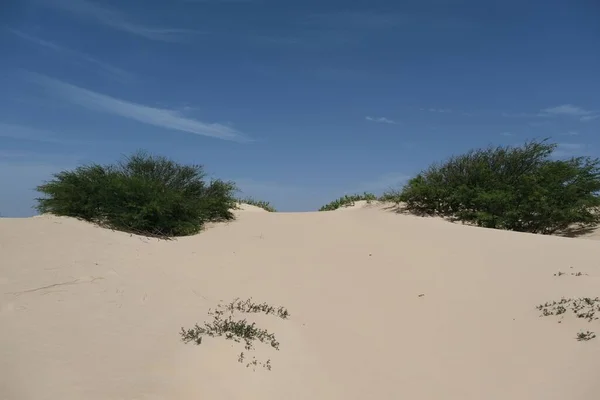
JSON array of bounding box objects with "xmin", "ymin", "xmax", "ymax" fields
[
  {"xmin": 565, "ymin": 131, "xmax": 579, "ymax": 136},
  {"xmin": 541, "ymin": 104, "xmax": 594, "ymax": 117},
  {"xmin": 9, "ymin": 29, "xmax": 133, "ymax": 82},
  {"xmin": 0, "ymin": 123, "xmax": 65, "ymax": 144},
  {"xmin": 540, "ymin": 104, "xmax": 598, "ymax": 122},
  {"xmin": 366, "ymin": 116, "xmax": 397, "ymax": 125},
  {"xmin": 503, "ymin": 105, "xmax": 599, "ymax": 123},
  {"xmin": 42, "ymin": 0, "xmax": 199, "ymax": 42},
  {"xmin": 500, "ymin": 131, "xmax": 514, "ymax": 137},
  {"xmin": 552, "ymin": 143, "xmax": 586, "ymax": 158},
  {"xmin": 557, "ymin": 143, "xmax": 584, "ymax": 150},
  {"xmin": 501, "ymin": 111, "xmax": 537, "ymax": 118},
  {"xmin": 580, "ymin": 115, "xmax": 599, "ymax": 122},
  {"xmin": 0, "ymin": 123, "xmax": 98, "ymax": 145},
  {"xmin": 419, "ymin": 108, "xmax": 453, "ymax": 114},
  {"xmin": 27, "ymin": 74, "xmax": 249, "ymax": 142}
]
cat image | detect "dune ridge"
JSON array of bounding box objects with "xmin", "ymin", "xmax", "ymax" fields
[{"xmin": 1, "ymin": 206, "xmax": 600, "ymax": 399}]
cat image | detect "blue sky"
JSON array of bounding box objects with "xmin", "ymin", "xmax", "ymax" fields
[{"xmin": 1, "ymin": 0, "xmax": 599, "ymax": 215}]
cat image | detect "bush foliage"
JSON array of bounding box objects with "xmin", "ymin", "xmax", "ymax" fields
[
  {"xmin": 319, "ymin": 192, "xmax": 378, "ymax": 211},
  {"xmin": 35, "ymin": 151, "xmax": 238, "ymax": 236},
  {"xmin": 385, "ymin": 140, "xmax": 600, "ymax": 234}
]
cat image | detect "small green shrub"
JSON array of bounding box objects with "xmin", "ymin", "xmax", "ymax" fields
[
  {"xmin": 386, "ymin": 139, "xmax": 600, "ymax": 234},
  {"xmin": 318, "ymin": 192, "xmax": 378, "ymax": 211},
  {"xmin": 237, "ymin": 197, "xmax": 276, "ymax": 212},
  {"xmin": 181, "ymin": 298, "xmax": 289, "ymax": 371},
  {"xmin": 35, "ymin": 151, "xmax": 238, "ymax": 237}
]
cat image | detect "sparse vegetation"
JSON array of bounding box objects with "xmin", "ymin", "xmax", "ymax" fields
[
  {"xmin": 181, "ymin": 297, "xmax": 289, "ymax": 371},
  {"xmin": 35, "ymin": 151, "xmax": 238, "ymax": 237},
  {"xmin": 384, "ymin": 139, "xmax": 600, "ymax": 235},
  {"xmin": 554, "ymin": 271, "xmax": 588, "ymax": 277},
  {"xmin": 237, "ymin": 197, "xmax": 277, "ymax": 212},
  {"xmin": 577, "ymin": 331, "xmax": 596, "ymax": 341},
  {"xmin": 555, "ymin": 266, "xmax": 589, "ymax": 277},
  {"xmin": 319, "ymin": 192, "xmax": 378, "ymax": 211},
  {"xmin": 537, "ymin": 296, "xmax": 600, "ymax": 341}
]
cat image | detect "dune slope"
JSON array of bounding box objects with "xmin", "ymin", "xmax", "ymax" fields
[{"xmin": 1, "ymin": 209, "xmax": 600, "ymax": 399}]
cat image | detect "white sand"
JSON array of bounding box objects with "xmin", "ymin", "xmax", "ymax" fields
[{"xmin": 2, "ymin": 207, "xmax": 600, "ymax": 399}]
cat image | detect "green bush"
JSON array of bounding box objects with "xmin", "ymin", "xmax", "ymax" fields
[
  {"xmin": 35, "ymin": 151, "xmax": 237, "ymax": 236},
  {"xmin": 237, "ymin": 197, "xmax": 277, "ymax": 212},
  {"xmin": 319, "ymin": 192, "xmax": 378, "ymax": 211},
  {"xmin": 385, "ymin": 139, "xmax": 600, "ymax": 234}
]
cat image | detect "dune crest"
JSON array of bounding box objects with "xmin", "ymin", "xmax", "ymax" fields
[{"xmin": 234, "ymin": 203, "xmax": 270, "ymax": 213}]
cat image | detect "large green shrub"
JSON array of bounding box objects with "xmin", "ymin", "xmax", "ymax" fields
[
  {"xmin": 35, "ymin": 151, "xmax": 237, "ymax": 236},
  {"xmin": 385, "ymin": 140, "xmax": 600, "ymax": 234}
]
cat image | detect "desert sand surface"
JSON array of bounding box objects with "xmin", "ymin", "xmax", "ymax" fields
[{"xmin": 2, "ymin": 205, "xmax": 600, "ymax": 400}]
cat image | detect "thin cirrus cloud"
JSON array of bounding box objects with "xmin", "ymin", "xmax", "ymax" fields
[
  {"xmin": 540, "ymin": 104, "xmax": 598, "ymax": 122},
  {"xmin": 41, "ymin": 0, "xmax": 199, "ymax": 42},
  {"xmin": 420, "ymin": 108, "xmax": 452, "ymax": 113},
  {"xmin": 0, "ymin": 123, "xmax": 67, "ymax": 144},
  {"xmin": 27, "ymin": 73, "xmax": 249, "ymax": 142},
  {"xmin": 553, "ymin": 143, "xmax": 586, "ymax": 158},
  {"xmin": 366, "ymin": 116, "xmax": 397, "ymax": 125},
  {"xmin": 8, "ymin": 29, "xmax": 133, "ymax": 82}
]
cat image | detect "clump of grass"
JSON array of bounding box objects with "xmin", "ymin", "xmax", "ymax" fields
[
  {"xmin": 537, "ymin": 297, "xmax": 600, "ymax": 341},
  {"xmin": 237, "ymin": 197, "xmax": 277, "ymax": 212},
  {"xmin": 181, "ymin": 298, "xmax": 289, "ymax": 370},
  {"xmin": 318, "ymin": 192, "xmax": 378, "ymax": 211}
]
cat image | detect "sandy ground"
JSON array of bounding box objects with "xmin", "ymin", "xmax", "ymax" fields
[{"xmin": 2, "ymin": 204, "xmax": 600, "ymax": 399}]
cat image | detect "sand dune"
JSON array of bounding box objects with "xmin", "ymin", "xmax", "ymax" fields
[
  {"xmin": 2, "ymin": 207, "xmax": 600, "ymax": 399},
  {"xmin": 336, "ymin": 200, "xmax": 600, "ymax": 240}
]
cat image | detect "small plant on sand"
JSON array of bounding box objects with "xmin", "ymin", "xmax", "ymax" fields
[
  {"xmin": 237, "ymin": 197, "xmax": 277, "ymax": 212},
  {"xmin": 554, "ymin": 268, "xmax": 588, "ymax": 277},
  {"xmin": 537, "ymin": 296, "xmax": 600, "ymax": 341},
  {"xmin": 318, "ymin": 192, "xmax": 378, "ymax": 211},
  {"xmin": 35, "ymin": 151, "xmax": 238, "ymax": 237},
  {"xmin": 223, "ymin": 297, "xmax": 290, "ymax": 319},
  {"xmin": 576, "ymin": 331, "xmax": 596, "ymax": 341},
  {"xmin": 181, "ymin": 298, "xmax": 289, "ymax": 370}
]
